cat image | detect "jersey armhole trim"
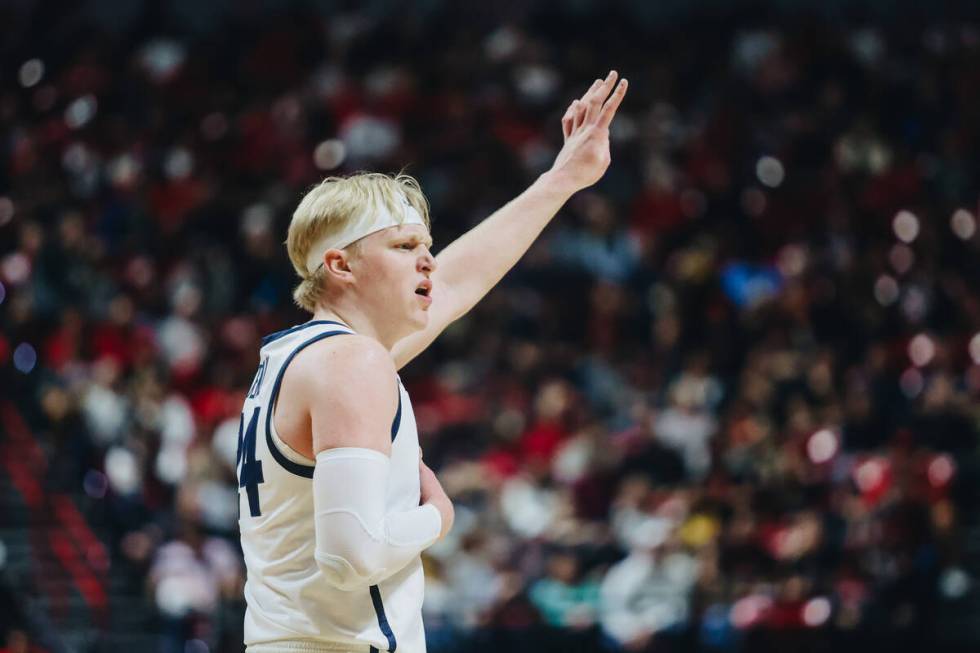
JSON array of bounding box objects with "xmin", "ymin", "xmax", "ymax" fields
[
  {"xmin": 390, "ymin": 381, "xmax": 401, "ymax": 443},
  {"xmin": 264, "ymin": 329, "xmax": 353, "ymax": 479},
  {"xmin": 270, "ymin": 424, "xmax": 315, "ymax": 466},
  {"xmin": 261, "ymin": 320, "xmax": 352, "ymax": 347}
]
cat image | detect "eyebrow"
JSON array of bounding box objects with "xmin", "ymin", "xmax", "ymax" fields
[{"xmin": 402, "ymin": 234, "xmax": 433, "ymax": 248}]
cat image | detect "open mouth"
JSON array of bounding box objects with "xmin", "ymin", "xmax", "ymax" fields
[{"xmin": 415, "ymin": 280, "xmax": 432, "ymax": 298}]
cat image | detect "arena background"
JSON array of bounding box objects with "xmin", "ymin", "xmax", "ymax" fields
[{"xmin": 2, "ymin": 1, "xmax": 980, "ymax": 652}]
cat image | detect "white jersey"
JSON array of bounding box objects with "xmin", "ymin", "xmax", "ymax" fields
[{"xmin": 237, "ymin": 320, "xmax": 427, "ymax": 652}]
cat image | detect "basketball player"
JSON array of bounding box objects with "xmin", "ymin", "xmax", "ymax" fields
[{"xmin": 238, "ymin": 71, "xmax": 628, "ymax": 652}]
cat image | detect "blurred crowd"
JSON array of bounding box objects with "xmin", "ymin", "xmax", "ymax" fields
[{"xmin": 1, "ymin": 1, "xmax": 980, "ymax": 652}]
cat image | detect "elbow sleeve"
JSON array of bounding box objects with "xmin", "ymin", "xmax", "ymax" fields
[{"xmin": 312, "ymin": 447, "xmax": 441, "ymax": 591}]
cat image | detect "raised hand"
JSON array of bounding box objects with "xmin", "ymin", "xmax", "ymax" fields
[{"xmin": 548, "ymin": 70, "xmax": 628, "ymax": 195}]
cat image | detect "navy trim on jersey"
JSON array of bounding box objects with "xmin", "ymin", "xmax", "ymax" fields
[
  {"xmin": 264, "ymin": 329, "xmax": 353, "ymax": 479},
  {"xmin": 390, "ymin": 382, "xmax": 402, "ymax": 443},
  {"xmin": 369, "ymin": 584, "xmax": 397, "ymax": 652},
  {"xmin": 235, "ymin": 411, "xmax": 244, "ymax": 466},
  {"xmin": 261, "ymin": 320, "xmax": 351, "ymax": 347}
]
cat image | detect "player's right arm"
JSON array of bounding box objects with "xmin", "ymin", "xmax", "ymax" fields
[
  {"xmin": 298, "ymin": 335, "xmax": 452, "ymax": 591},
  {"xmin": 390, "ymin": 71, "xmax": 628, "ymax": 370}
]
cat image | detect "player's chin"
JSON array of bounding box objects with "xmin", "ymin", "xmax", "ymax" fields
[
  {"xmin": 411, "ymin": 293, "xmax": 432, "ymax": 315},
  {"xmin": 407, "ymin": 306, "xmax": 430, "ymax": 329}
]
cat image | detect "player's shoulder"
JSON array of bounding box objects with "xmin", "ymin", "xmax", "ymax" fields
[
  {"xmin": 293, "ymin": 334, "xmax": 398, "ymax": 454},
  {"xmin": 290, "ymin": 333, "xmax": 395, "ymax": 390}
]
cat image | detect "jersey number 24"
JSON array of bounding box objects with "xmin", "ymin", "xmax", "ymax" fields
[{"xmin": 238, "ymin": 358, "xmax": 268, "ymax": 517}]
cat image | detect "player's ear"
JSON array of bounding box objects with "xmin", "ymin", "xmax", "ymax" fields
[{"xmin": 323, "ymin": 249, "xmax": 354, "ymax": 283}]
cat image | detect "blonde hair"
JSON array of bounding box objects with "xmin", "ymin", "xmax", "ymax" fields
[{"xmin": 287, "ymin": 172, "xmax": 431, "ymax": 313}]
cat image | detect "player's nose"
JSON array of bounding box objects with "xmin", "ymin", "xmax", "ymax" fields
[{"xmin": 418, "ymin": 247, "xmax": 437, "ymax": 273}]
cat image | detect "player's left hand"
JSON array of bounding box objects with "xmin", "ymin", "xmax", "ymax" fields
[
  {"xmin": 547, "ymin": 70, "xmax": 628, "ymax": 194},
  {"xmin": 420, "ymin": 460, "xmax": 454, "ymax": 539}
]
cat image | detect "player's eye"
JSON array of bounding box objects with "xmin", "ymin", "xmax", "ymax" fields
[{"xmin": 398, "ymin": 242, "xmax": 415, "ymax": 250}]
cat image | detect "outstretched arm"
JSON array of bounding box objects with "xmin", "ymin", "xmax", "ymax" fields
[{"xmin": 392, "ymin": 70, "xmax": 628, "ymax": 369}]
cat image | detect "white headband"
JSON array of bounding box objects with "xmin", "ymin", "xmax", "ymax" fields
[{"xmin": 305, "ymin": 197, "xmax": 425, "ymax": 274}]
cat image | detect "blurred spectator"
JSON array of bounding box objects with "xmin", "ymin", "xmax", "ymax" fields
[
  {"xmin": 599, "ymin": 517, "xmax": 697, "ymax": 650},
  {"xmin": 0, "ymin": 1, "xmax": 978, "ymax": 652},
  {"xmin": 528, "ymin": 549, "xmax": 601, "ymax": 629},
  {"xmin": 149, "ymin": 513, "xmax": 242, "ymax": 653}
]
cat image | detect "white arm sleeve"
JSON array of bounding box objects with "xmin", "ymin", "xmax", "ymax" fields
[{"xmin": 313, "ymin": 447, "xmax": 442, "ymax": 591}]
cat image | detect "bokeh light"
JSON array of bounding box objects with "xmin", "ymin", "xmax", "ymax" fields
[
  {"xmin": 756, "ymin": 156, "xmax": 785, "ymax": 188},
  {"xmin": 908, "ymin": 333, "xmax": 935, "ymax": 367},
  {"xmin": 900, "ymin": 367, "xmax": 924, "ymax": 398},
  {"xmin": 802, "ymin": 597, "xmax": 832, "ymax": 627},
  {"xmin": 777, "ymin": 244, "xmax": 807, "ymax": 277},
  {"xmin": 892, "ymin": 210, "xmax": 919, "ymax": 243},
  {"xmin": 1, "ymin": 253, "xmax": 31, "ymax": 285},
  {"xmin": 928, "ymin": 454, "xmax": 955, "ymax": 488},
  {"xmin": 901, "ymin": 286, "xmax": 928, "ymax": 323},
  {"xmin": 0, "ymin": 197, "xmax": 14, "ymax": 226},
  {"xmin": 105, "ymin": 447, "xmax": 141, "ymax": 495},
  {"xmin": 83, "ymin": 469, "xmax": 109, "ymax": 499},
  {"xmin": 939, "ymin": 568, "xmax": 971, "ymax": 600},
  {"xmin": 18, "ymin": 59, "xmax": 44, "ymax": 87},
  {"xmin": 314, "ymin": 139, "xmax": 347, "ymax": 170},
  {"xmin": 807, "ymin": 428, "xmax": 839, "ymax": 464},
  {"xmin": 65, "ymin": 95, "xmax": 97, "ymax": 129},
  {"xmin": 730, "ymin": 594, "xmax": 772, "ymax": 629},
  {"xmin": 164, "ymin": 148, "xmax": 193, "ymax": 179},
  {"xmin": 970, "ymin": 333, "xmax": 980, "ymax": 365},
  {"xmin": 889, "ymin": 243, "xmax": 914, "ymax": 274},
  {"xmin": 873, "ymin": 275, "xmax": 899, "ymax": 306},
  {"xmin": 950, "ymin": 209, "xmax": 976, "ymax": 240},
  {"xmin": 155, "ymin": 446, "xmax": 188, "ymax": 485},
  {"xmin": 12, "ymin": 343, "xmax": 37, "ymax": 374},
  {"xmin": 853, "ymin": 457, "xmax": 887, "ymax": 493}
]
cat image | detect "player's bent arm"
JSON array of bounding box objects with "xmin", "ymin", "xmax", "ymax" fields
[
  {"xmin": 301, "ymin": 337, "xmax": 444, "ymax": 591},
  {"xmin": 313, "ymin": 449, "xmax": 442, "ymax": 591}
]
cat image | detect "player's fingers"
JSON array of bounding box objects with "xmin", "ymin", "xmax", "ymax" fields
[
  {"xmin": 583, "ymin": 70, "xmax": 616, "ymax": 102},
  {"xmin": 572, "ymin": 99, "xmax": 588, "ymax": 131},
  {"xmin": 585, "ymin": 70, "xmax": 618, "ymax": 125},
  {"xmin": 562, "ymin": 101, "xmax": 577, "ymax": 139},
  {"xmin": 596, "ymin": 78, "xmax": 628, "ymax": 129},
  {"xmin": 574, "ymin": 73, "xmax": 610, "ymax": 129},
  {"xmin": 577, "ymin": 77, "xmax": 605, "ymax": 124},
  {"xmin": 562, "ymin": 99, "xmax": 576, "ymax": 119},
  {"xmin": 579, "ymin": 78, "xmax": 602, "ymax": 104}
]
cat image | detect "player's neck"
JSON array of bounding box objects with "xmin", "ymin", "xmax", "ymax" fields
[{"xmin": 311, "ymin": 304, "xmax": 399, "ymax": 350}]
